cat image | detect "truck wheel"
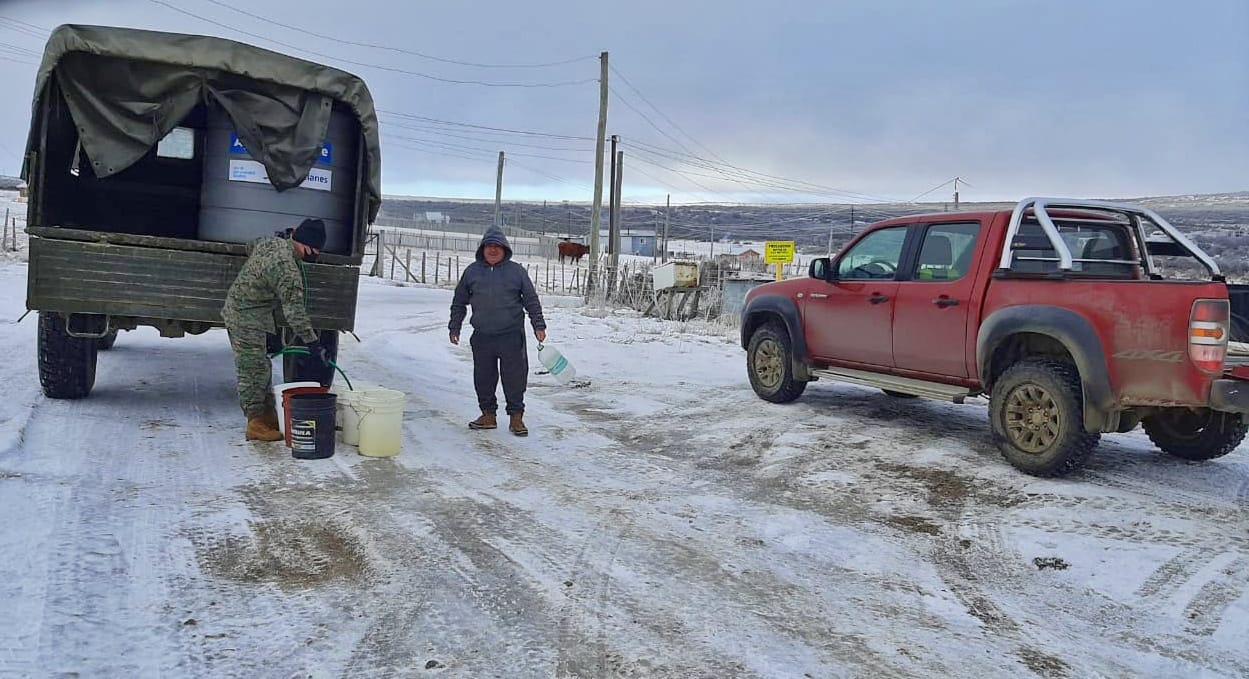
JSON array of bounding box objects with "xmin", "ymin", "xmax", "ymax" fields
[
  {"xmin": 989, "ymin": 359, "xmax": 1099, "ymax": 477},
  {"xmin": 747, "ymin": 323, "xmax": 806, "ymax": 403},
  {"xmin": 282, "ymin": 330, "xmax": 339, "ymax": 387},
  {"xmin": 38, "ymin": 312, "xmax": 98, "ymax": 399},
  {"xmin": 1142, "ymin": 409, "xmax": 1246, "ymax": 461},
  {"xmin": 96, "ymin": 329, "xmax": 118, "ymax": 351}
]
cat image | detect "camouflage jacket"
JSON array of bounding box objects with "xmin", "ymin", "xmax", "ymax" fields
[{"xmin": 222, "ymin": 236, "xmax": 317, "ymax": 343}]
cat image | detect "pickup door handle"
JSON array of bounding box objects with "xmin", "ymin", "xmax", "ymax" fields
[
  {"xmin": 932, "ymin": 297, "xmax": 959, "ymax": 308},
  {"xmin": 868, "ymin": 293, "xmax": 890, "ymax": 304}
]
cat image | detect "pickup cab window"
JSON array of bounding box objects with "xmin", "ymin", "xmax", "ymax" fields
[
  {"xmin": 914, "ymin": 222, "xmax": 980, "ymax": 281},
  {"xmin": 838, "ymin": 226, "xmax": 908, "ymax": 280},
  {"xmin": 1010, "ymin": 220, "xmax": 1142, "ymax": 278}
]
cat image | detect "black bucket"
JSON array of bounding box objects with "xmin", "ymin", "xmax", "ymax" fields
[{"xmin": 289, "ymin": 393, "xmax": 337, "ymax": 460}]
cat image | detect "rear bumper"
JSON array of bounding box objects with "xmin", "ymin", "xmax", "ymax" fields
[{"xmin": 1209, "ymin": 379, "xmax": 1249, "ymax": 413}]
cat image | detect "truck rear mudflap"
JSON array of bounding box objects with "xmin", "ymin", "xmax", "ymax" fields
[{"xmin": 27, "ymin": 233, "xmax": 358, "ymax": 331}]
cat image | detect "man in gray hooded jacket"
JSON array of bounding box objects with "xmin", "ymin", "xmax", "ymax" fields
[{"xmin": 449, "ymin": 225, "xmax": 547, "ymax": 435}]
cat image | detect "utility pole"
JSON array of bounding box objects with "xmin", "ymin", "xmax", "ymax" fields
[
  {"xmin": 663, "ymin": 194, "xmax": 670, "ymax": 263},
  {"xmin": 610, "ymin": 149, "xmax": 623, "ymax": 278},
  {"xmin": 607, "ymin": 135, "xmax": 618, "ymax": 256},
  {"xmin": 953, "ymin": 177, "xmax": 960, "ymax": 209},
  {"xmin": 850, "ymin": 205, "xmax": 855, "ymax": 233},
  {"xmin": 493, "ymin": 151, "xmax": 504, "ymax": 227},
  {"xmin": 587, "ymin": 51, "xmax": 609, "ymax": 297}
]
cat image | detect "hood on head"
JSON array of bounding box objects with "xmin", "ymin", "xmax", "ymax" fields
[{"xmin": 476, "ymin": 224, "xmax": 513, "ymax": 262}]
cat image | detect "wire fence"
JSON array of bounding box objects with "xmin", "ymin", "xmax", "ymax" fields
[{"xmin": 364, "ymin": 231, "xmax": 792, "ymax": 328}]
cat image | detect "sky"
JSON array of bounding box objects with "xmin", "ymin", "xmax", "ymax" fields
[{"xmin": 0, "ymin": 0, "xmax": 1245, "ymax": 206}]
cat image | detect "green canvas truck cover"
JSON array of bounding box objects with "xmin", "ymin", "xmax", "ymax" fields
[{"xmin": 21, "ymin": 23, "xmax": 382, "ymax": 223}]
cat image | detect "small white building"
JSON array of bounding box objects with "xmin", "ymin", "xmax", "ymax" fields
[{"xmin": 598, "ymin": 229, "xmax": 657, "ymax": 257}]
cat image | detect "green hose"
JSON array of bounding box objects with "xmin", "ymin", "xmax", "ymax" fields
[{"xmin": 270, "ymin": 346, "xmax": 354, "ymax": 391}]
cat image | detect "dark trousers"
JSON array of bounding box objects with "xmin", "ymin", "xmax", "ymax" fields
[{"xmin": 470, "ymin": 330, "xmax": 527, "ymax": 414}]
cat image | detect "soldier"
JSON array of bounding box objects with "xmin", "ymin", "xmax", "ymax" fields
[
  {"xmin": 222, "ymin": 218, "xmax": 327, "ymax": 441},
  {"xmin": 449, "ymin": 224, "xmax": 547, "ymax": 436}
]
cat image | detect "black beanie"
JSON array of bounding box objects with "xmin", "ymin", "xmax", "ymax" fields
[{"xmin": 293, "ymin": 218, "xmax": 327, "ymax": 250}]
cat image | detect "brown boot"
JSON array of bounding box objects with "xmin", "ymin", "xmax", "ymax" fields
[
  {"xmin": 509, "ymin": 413, "xmax": 528, "ymax": 437},
  {"xmin": 260, "ymin": 408, "xmax": 280, "ymax": 431},
  {"xmin": 246, "ymin": 416, "xmax": 283, "ymax": 442},
  {"xmin": 468, "ymin": 411, "xmax": 497, "ymax": 430}
]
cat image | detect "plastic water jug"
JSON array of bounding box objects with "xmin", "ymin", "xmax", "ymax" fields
[{"xmin": 537, "ymin": 342, "xmax": 576, "ymax": 384}]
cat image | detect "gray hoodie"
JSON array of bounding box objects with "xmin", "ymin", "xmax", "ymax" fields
[{"xmin": 448, "ymin": 225, "xmax": 546, "ymax": 336}]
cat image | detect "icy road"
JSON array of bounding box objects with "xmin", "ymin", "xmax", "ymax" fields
[{"xmin": 1, "ymin": 263, "xmax": 1248, "ymax": 678}]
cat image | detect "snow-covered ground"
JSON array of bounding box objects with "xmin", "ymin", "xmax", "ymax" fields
[{"xmin": 1, "ymin": 262, "xmax": 1249, "ymax": 677}]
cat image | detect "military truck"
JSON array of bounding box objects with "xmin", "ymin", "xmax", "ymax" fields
[{"xmin": 20, "ymin": 25, "xmax": 382, "ymax": 398}]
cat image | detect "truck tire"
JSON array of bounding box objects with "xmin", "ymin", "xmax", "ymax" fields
[
  {"xmin": 989, "ymin": 359, "xmax": 1099, "ymax": 477},
  {"xmin": 1142, "ymin": 409, "xmax": 1246, "ymax": 461},
  {"xmin": 38, "ymin": 312, "xmax": 98, "ymax": 399},
  {"xmin": 96, "ymin": 329, "xmax": 118, "ymax": 351},
  {"xmin": 747, "ymin": 323, "xmax": 806, "ymax": 403},
  {"xmin": 282, "ymin": 330, "xmax": 339, "ymax": 387}
]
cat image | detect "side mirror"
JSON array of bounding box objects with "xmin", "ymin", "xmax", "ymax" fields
[{"xmin": 809, "ymin": 257, "xmax": 834, "ymax": 281}]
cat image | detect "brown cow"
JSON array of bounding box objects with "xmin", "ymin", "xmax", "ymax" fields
[{"xmin": 558, "ymin": 240, "xmax": 590, "ymax": 264}]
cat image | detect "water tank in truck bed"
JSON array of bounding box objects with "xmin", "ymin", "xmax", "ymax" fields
[{"xmin": 198, "ymin": 103, "xmax": 358, "ymax": 255}]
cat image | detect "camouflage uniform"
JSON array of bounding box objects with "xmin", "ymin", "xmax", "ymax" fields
[{"xmin": 222, "ymin": 236, "xmax": 318, "ymax": 418}]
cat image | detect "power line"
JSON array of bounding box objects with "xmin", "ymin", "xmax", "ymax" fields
[
  {"xmin": 382, "ymin": 132, "xmax": 594, "ymax": 165},
  {"xmin": 609, "ymin": 64, "xmax": 730, "ymax": 164},
  {"xmin": 199, "ymin": 0, "xmax": 597, "ymax": 69},
  {"xmin": 379, "ymin": 117, "xmax": 595, "ymax": 151},
  {"xmin": 148, "ymin": 0, "xmax": 597, "ymax": 88},
  {"xmin": 0, "ymin": 17, "xmax": 48, "ymax": 41},
  {"xmin": 380, "ymin": 110, "xmax": 594, "ymax": 141}
]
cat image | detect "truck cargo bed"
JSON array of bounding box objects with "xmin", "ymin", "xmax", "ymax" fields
[{"xmin": 27, "ymin": 227, "xmax": 358, "ymax": 331}]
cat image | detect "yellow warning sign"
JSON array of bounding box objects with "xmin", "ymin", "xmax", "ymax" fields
[{"xmin": 764, "ymin": 241, "xmax": 795, "ymax": 264}]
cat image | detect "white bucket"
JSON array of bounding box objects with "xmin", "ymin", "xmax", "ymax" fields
[
  {"xmin": 330, "ymin": 383, "xmax": 378, "ymax": 446},
  {"xmin": 272, "ymin": 381, "xmax": 321, "ymax": 435},
  {"xmin": 356, "ymin": 388, "xmax": 405, "ymax": 457}
]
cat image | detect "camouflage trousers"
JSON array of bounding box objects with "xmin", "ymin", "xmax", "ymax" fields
[{"xmin": 226, "ymin": 324, "xmax": 276, "ymax": 419}]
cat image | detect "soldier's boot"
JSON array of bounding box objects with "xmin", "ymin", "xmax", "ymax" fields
[
  {"xmin": 260, "ymin": 408, "xmax": 280, "ymax": 431},
  {"xmin": 246, "ymin": 416, "xmax": 284, "ymax": 442},
  {"xmin": 468, "ymin": 411, "xmax": 497, "ymax": 430},
  {"xmin": 509, "ymin": 413, "xmax": 528, "ymax": 437}
]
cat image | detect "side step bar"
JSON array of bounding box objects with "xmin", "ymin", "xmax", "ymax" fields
[{"xmin": 811, "ymin": 367, "xmax": 972, "ymax": 403}]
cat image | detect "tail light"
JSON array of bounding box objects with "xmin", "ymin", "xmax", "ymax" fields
[{"xmin": 1190, "ymin": 299, "xmax": 1229, "ymax": 373}]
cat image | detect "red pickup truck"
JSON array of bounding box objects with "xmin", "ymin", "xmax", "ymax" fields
[{"xmin": 740, "ymin": 197, "xmax": 1249, "ymax": 476}]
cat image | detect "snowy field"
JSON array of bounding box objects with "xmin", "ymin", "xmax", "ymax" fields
[{"xmin": 1, "ymin": 260, "xmax": 1248, "ymax": 677}]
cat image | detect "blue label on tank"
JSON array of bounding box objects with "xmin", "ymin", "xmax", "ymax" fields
[{"xmin": 231, "ymin": 133, "xmax": 331, "ymax": 164}]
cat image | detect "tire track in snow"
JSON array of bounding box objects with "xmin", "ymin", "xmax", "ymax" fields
[{"xmin": 1183, "ymin": 557, "xmax": 1249, "ymax": 637}]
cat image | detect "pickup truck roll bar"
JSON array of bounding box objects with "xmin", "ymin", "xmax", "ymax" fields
[{"xmin": 997, "ymin": 197, "xmax": 1221, "ymax": 279}]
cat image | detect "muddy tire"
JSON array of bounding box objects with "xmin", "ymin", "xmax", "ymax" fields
[
  {"xmin": 1142, "ymin": 409, "xmax": 1247, "ymax": 461},
  {"xmin": 989, "ymin": 359, "xmax": 1099, "ymax": 477},
  {"xmin": 283, "ymin": 329, "xmax": 339, "ymax": 387},
  {"xmin": 96, "ymin": 329, "xmax": 118, "ymax": 351},
  {"xmin": 747, "ymin": 323, "xmax": 806, "ymax": 403},
  {"xmin": 38, "ymin": 312, "xmax": 98, "ymax": 399}
]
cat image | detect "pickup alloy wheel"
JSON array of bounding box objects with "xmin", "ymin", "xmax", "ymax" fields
[
  {"xmin": 989, "ymin": 359, "xmax": 1099, "ymax": 476},
  {"xmin": 747, "ymin": 323, "xmax": 806, "ymax": 403},
  {"xmin": 1142, "ymin": 409, "xmax": 1247, "ymax": 461}
]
